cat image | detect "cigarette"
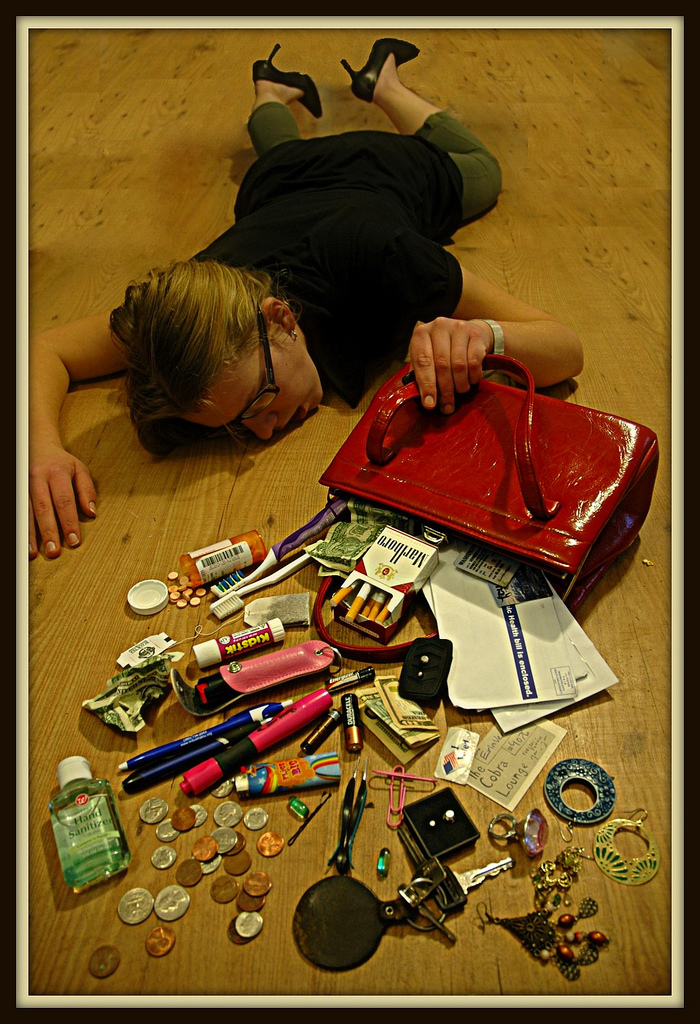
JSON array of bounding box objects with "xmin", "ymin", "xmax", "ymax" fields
[{"xmin": 345, "ymin": 583, "xmax": 371, "ymax": 623}]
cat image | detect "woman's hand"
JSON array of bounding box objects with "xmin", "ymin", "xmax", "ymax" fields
[
  {"xmin": 29, "ymin": 443, "xmax": 97, "ymax": 559},
  {"xmin": 408, "ymin": 316, "xmax": 493, "ymax": 414}
]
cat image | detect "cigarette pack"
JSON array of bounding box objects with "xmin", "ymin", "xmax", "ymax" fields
[{"xmin": 333, "ymin": 526, "xmax": 439, "ymax": 644}]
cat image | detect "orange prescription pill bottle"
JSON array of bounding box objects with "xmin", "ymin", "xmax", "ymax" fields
[{"xmin": 178, "ymin": 530, "xmax": 267, "ymax": 587}]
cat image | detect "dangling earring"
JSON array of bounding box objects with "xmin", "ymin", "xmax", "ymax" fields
[{"xmin": 290, "ymin": 328, "xmax": 298, "ymax": 341}]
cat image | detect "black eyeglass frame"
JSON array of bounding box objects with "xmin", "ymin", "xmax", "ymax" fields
[{"xmin": 235, "ymin": 307, "xmax": 280, "ymax": 422}]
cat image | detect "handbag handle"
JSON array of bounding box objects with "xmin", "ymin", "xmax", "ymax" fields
[
  {"xmin": 312, "ymin": 575, "xmax": 437, "ymax": 662},
  {"xmin": 366, "ymin": 355, "xmax": 560, "ymax": 521}
]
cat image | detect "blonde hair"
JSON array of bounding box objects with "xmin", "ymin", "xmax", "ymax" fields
[{"xmin": 109, "ymin": 259, "xmax": 276, "ymax": 455}]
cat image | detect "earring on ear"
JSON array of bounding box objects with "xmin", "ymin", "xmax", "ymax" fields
[{"xmin": 290, "ymin": 328, "xmax": 298, "ymax": 341}]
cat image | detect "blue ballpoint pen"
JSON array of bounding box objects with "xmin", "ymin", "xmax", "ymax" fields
[
  {"xmin": 117, "ymin": 699, "xmax": 292, "ymax": 772},
  {"xmin": 121, "ymin": 718, "xmax": 263, "ymax": 794}
]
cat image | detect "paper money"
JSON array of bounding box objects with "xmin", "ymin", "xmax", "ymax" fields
[
  {"xmin": 357, "ymin": 684, "xmax": 439, "ymax": 755},
  {"xmin": 375, "ymin": 676, "xmax": 440, "ymax": 733},
  {"xmin": 82, "ymin": 652, "xmax": 183, "ymax": 732},
  {"xmin": 307, "ymin": 499, "xmax": 415, "ymax": 574}
]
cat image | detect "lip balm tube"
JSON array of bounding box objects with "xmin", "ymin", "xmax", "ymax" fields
[
  {"xmin": 300, "ymin": 708, "xmax": 343, "ymax": 755},
  {"xmin": 192, "ymin": 619, "xmax": 285, "ymax": 669},
  {"xmin": 233, "ymin": 751, "xmax": 341, "ymax": 797},
  {"xmin": 341, "ymin": 692, "xmax": 363, "ymax": 753}
]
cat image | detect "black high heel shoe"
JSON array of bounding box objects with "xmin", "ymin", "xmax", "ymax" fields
[
  {"xmin": 340, "ymin": 38, "xmax": 420, "ymax": 103},
  {"xmin": 252, "ymin": 43, "xmax": 323, "ymax": 119}
]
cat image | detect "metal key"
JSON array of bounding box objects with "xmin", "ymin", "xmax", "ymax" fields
[{"xmin": 453, "ymin": 856, "xmax": 515, "ymax": 895}]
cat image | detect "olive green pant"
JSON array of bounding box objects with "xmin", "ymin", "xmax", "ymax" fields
[{"xmin": 247, "ymin": 102, "xmax": 502, "ymax": 222}]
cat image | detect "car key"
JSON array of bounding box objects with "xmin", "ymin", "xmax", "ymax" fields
[{"xmin": 398, "ymin": 637, "xmax": 453, "ymax": 702}]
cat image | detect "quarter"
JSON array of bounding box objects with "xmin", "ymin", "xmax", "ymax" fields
[{"xmin": 117, "ymin": 887, "xmax": 154, "ymax": 925}]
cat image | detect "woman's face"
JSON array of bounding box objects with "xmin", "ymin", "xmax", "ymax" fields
[{"xmin": 183, "ymin": 324, "xmax": 323, "ymax": 441}]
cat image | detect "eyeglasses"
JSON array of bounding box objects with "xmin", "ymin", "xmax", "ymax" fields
[{"xmin": 235, "ymin": 308, "xmax": 280, "ymax": 422}]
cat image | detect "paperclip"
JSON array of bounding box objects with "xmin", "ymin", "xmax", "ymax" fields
[{"xmin": 372, "ymin": 766, "xmax": 436, "ymax": 830}]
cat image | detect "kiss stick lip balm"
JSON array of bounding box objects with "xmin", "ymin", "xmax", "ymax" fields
[
  {"xmin": 179, "ymin": 687, "xmax": 333, "ymax": 796},
  {"xmin": 192, "ymin": 619, "xmax": 285, "ymax": 669}
]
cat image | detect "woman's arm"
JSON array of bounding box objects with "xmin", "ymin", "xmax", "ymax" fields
[
  {"xmin": 408, "ymin": 265, "xmax": 584, "ymax": 413},
  {"xmin": 29, "ymin": 313, "xmax": 126, "ymax": 559}
]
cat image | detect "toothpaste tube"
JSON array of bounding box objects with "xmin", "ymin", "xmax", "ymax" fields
[{"xmin": 233, "ymin": 751, "xmax": 341, "ymax": 797}]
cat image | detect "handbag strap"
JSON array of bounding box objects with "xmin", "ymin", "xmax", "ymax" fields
[
  {"xmin": 312, "ymin": 574, "xmax": 437, "ymax": 662},
  {"xmin": 366, "ymin": 355, "xmax": 560, "ymax": 521}
]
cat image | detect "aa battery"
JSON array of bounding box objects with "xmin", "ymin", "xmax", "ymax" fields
[
  {"xmin": 341, "ymin": 692, "xmax": 363, "ymax": 753},
  {"xmin": 300, "ymin": 708, "xmax": 342, "ymax": 755}
]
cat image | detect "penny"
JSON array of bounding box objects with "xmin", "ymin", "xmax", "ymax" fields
[
  {"xmin": 88, "ymin": 945, "xmax": 120, "ymax": 978},
  {"xmin": 154, "ymin": 884, "xmax": 191, "ymax": 922},
  {"xmin": 223, "ymin": 850, "xmax": 251, "ymax": 875},
  {"xmin": 117, "ymin": 887, "xmax": 154, "ymax": 925},
  {"xmin": 211, "ymin": 876, "xmax": 239, "ymax": 904},
  {"xmin": 211, "ymin": 826, "xmax": 238, "ymax": 854},
  {"xmin": 155, "ymin": 819, "xmax": 179, "ymax": 843},
  {"xmin": 243, "ymin": 806, "xmax": 268, "ymax": 831},
  {"xmin": 229, "ymin": 831, "xmax": 246, "ymax": 853},
  {"xmin": 191, "ymin": 804, "xmax": 208, "ymax": 827},
  {"xmin": 244, "ymin": 871, "xmax": 272, "ymax": 897},
  {"xmin": 146, "ymin": 925, "xmax": 176, "ymax": 958},
  {"xmin": 257, "ymin": 831, "xmax": 285, "ymax": 857},
  {"xmin": 237, "ymin": 889, "xmax": 266, "ymax": 912},
  {"xmin": 214, "ymin": 801, "xmax": 243, "ymax": 828},
  {"xmin": 211, "ymin": 779, "xmax": 234, "ymax": 798},
  {"xmin": 140, "ymin": 797, "xmax": 169, "ymax": 824},
  {"xmin": 151, "ymin": 845, "xmax": 178, "ymax": 870},
  {"xmin": 235, "ymin": 911, "xmax": 264, "ymax": 939},
  {"xmin": 171, "ymin": 807, "xmax": 197, "ymax": 832},
  {"xmin": 227, "ymin": 917, "xmax": 251, "ymax": 945},
  {"xmin": 201, "ymin": 854, "xmax": 222, "ymax": 875},
  {"xmin": 175, "ymin": 858, "xmax": 203, "ymax": 887},
  {"xmin": 192, "ymin": 836, "xmax": 219, "ymax": 862}
]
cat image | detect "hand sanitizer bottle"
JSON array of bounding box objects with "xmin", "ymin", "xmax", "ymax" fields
[{"xmin": 49, "ymin": 756, "xmax": 131, "ymax": 892}]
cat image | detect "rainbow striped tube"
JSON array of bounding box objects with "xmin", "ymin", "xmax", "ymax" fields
[{"xmin": 232, "ymin": 751, "xmax": 341, "ymax": 797}]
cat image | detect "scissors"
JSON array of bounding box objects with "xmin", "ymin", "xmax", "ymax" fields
[{"xmin": 327, "ymin": 757, "xmax": 368, "ymax": 875}]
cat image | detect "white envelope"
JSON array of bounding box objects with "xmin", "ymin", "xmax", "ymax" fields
[
  {"xmin": 491, "ymin": 588, "xmax": 619, "ymax": 731},
  {"xmin": 426, "ymin": 543, "xmax": 577, "ymax": 710}
]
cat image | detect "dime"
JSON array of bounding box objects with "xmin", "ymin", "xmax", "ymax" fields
[
  {"xmin": 237, "ymin": 889, "xmax": 266, "ymax": 912},
  {"xmin": 117, "ymin": 887, "xmax": 154, "ymax": 925},
  {"xmin": 211, "ymin": 826, "xmax": 238, "ymax": 854},
  {"xmin": 192, "ymin": 835, "xmax": 219, "ymax": 862},
  {"xmin": 223, "ymin": 850, "xmax": 251, "ymax": 875},
  {"xmin": 139, "ymin": 797, "xmax": 169, "ymax": 824},
  {"xmin": 235, "ymin": 911, "xmax": 264, "ymax": 939},
  {"xmin": 151, "ymin": 845, "xmax": 178, "ymax": 870},
  {"xmin": 211, "ymin": 779, "xmax": 234, "ymax": 798},
  {"xmin": 211, "ymin": 876, "xmax": 239, "ymax": 904},
  {"xmin": 227, "ymin": 916, "xmax": 251, "ymax": 945},
  {"xmin": 154, "ymin": 884, "xmax": 191, "ymax": 922},
  {"xmin": 171, "ymin": 807, "xmax": 197, "ymax": 832},
  {"xmin": 155, "ymin": 819, "xmax": 179, "ymax": 843},
  {"xmin": 243, "ymin": 806, "xmax": 269, "ymax": 831},
  {"xmin": 175, "ymin": 858, "xmax": 203, "ymax": 887},
  {"xmin": 243, "ymin": 871, "xmax": 272, "ymax": 897},
  {"xmin": 201, "ymin": 854, "xmax": 222, "ymax": 875},
  {"xmin": 146, "ymin": 925, "xmax": 176, "ymax": 958},
  {"xmin": 190, "ymin": 803, "xmax": 208, "ymax": 827},
  {"xmin": 257, "ymin": 831, "xmax": 285, "ymax": 857},
  {"xmin": 214, "ymin": 801, "xmax": 243, "ymax": 828},
  {"xmin": 88, "ymin": 945, "xmax": 120, "ymax": 978}
]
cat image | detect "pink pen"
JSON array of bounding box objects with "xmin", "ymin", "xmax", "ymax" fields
[{"xmin": 179, "ymin": 687, "xmax": 333, "ymax": 796}]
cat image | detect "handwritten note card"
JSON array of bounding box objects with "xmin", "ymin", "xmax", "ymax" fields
[{"xmin": 466, "ymin": 721, "xmax": 566, "ymax": 812}]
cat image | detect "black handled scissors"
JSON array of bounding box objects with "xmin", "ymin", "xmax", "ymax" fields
[{"xmin": 327, "ymin": 757, "xmax": 368, "ymax": 875}]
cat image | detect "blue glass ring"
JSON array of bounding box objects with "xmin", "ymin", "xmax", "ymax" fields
[{"xmin": 543, "ymin": 758, "xmax": 616, "ymax": 826}]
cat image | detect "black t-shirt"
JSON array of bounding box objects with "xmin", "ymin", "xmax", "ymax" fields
[{"xmin": 195, "ymin": 131, "xmax": 465, "ymax": 405}]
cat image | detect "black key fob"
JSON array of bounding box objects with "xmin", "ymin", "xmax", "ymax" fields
[{"xmin": 399, "ymin": 637, "xmax": 453, "ymax": 703}]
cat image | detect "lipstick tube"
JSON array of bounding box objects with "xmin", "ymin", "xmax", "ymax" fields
[{"xmin": 180, "ymin": 687, "xmax": 333, "ymax": 796}]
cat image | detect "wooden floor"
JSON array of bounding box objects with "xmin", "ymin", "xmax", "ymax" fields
[{"xmin": 21, "ymin": 22, "xmax": 680, "ymax": 1007}]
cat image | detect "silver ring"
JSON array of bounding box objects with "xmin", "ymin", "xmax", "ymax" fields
[{"xmin": 488, "ymin": 814, "xmax": 518, "ymax": 842}]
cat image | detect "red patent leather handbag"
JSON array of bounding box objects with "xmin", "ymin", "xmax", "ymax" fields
[{"xmin": 313, "ymin": 355, "xmax": 659, "ymax": 660}]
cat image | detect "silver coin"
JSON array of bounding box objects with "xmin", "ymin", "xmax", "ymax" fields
[
  {"xmin": 210, "ymin": 826, "xmax": 238, "ymax": 854},
  {"xmin": 139, "ymin": 797, "xmax": 169, "ymax": 824},
  {"xmin": 151, "ymin": 845, "xmax": 178, "ymax": 870},
  {"xmin": 201, "ymin": 853, "xmax": 222, "ymax": 875},
  {"xmin": 154, "ymin": 884, "xmax": 191, "ymax": 922},
  {"xmin": 214, "ymin": 801, "xmax": 243, "ymax": 828},
  {"xmin": 190, "ymin": 803, "xmax": 208, "ymax": 827},
  {"xmin": 155, "ymin": 819, "xmax": 179, "ymax": 843},
  {"xmin": 211, "ymin": 779, "xmax": 234, "ymax": 798},
  {"xmin": 235, "ymin": 911, "xmax": 264, "ymax": 938},
  {"xmin": 243, "ymin": 806, "xmax": 269, "ymax": 831},
  {"xmin": 117, "ymin": 887, "xmax": 154, "ymax": 925}
]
